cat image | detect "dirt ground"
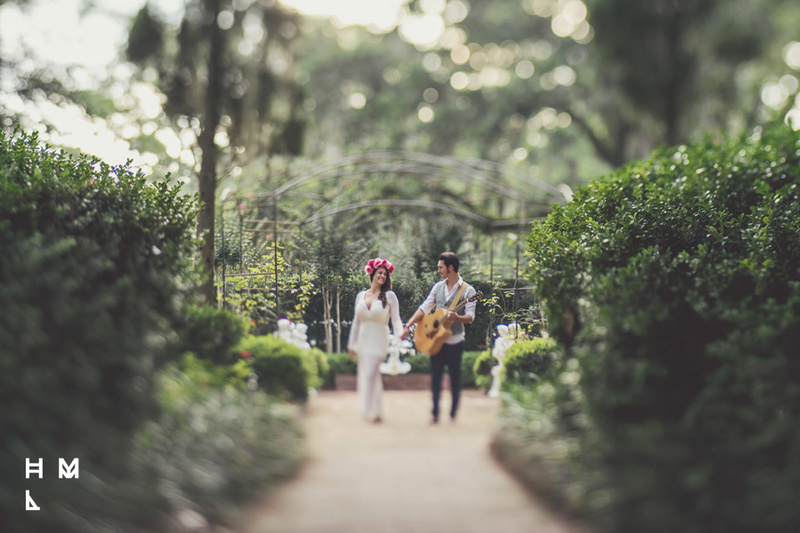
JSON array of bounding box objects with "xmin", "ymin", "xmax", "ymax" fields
[{"xmin": 237, "ymin": 389, "xmax": 588, "ymax": 533}]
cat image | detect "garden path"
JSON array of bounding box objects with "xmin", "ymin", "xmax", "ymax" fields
[{"xmin": 238, "ymin": 389, "xmax": 589, "ymax": 533}]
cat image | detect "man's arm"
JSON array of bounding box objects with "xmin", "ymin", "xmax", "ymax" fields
[
  {"xmin": 400, "ymin": 283, "xmax": 439, "ymax": 340},
  {"xmin": 446, "ymin": 310, "xmax": 474, "ymax": 324},
  {"xmin": 400, "ymin": 308, "xmax": 425, "ymax": 340}
]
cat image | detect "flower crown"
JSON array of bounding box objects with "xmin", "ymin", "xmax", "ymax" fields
[{"xmin": 365, "ymin": 257, "xmax": 394, "ymax": 276}]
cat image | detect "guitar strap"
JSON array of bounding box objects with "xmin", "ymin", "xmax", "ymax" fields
[{"xmin": 447, "ymin": 282, "xmax": 468, "ymax": 311}]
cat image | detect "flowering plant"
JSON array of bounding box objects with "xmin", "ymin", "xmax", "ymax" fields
[{"xmin": 365, "ymin": 257, "xmax": 394, "ymax": 275}]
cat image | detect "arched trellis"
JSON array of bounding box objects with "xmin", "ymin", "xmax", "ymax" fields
[{"xmin": 218, "ymin": 150, "xmax": 572, "ymax": 318}]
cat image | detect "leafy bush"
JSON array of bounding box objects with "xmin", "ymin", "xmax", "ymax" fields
[
  {"xmin": 237, "ymin": 335, "xmax": 315, "ymax": 402},
  {"xmin": 522, "ymin": 124, "xmax": 800, "ymax": 532},
  {"xmin": 175, "ymin": 304, "xmax": 249, "ymax": 366},
  {"xmin": 472, "ymin": 349, "xmax": 497, "ymax": 390},
  {"xmin": 323, "ymin": 352, "xmax": 357, "ymax": 388},
  {"xmin": 323, "ymin": 350, "xmax": 480, "ymax": 388},
  {"xmin": 0, "ymin": 131, "xmax": 198, "ymax": 532},
  {"xmin": 136, "ymin": 381, "xmax": 302, "ymax": 525},
  {"xmin": 404, "ymin": 353, "xmax": 432, "ymax": 374},
  {"xmin": 461, "ymin": 350, "xmax": 481, "ymax": 387},
  {"xmin": 501, "ymin": 337, "xmax": 561, "ymax": 388},
  {"xmin": 309, "ymin": 347, "xmax": 330, "ymax": 390},
  {"xmin": 156, "ymin": 354, "xmax": 252, "ymax": 410}
]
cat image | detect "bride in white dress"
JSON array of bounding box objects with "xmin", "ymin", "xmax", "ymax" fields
[{"xmin": 347, "ymin": 258, "xmax": 403, "ymax": 423}]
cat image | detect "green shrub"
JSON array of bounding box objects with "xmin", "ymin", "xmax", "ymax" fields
[
  {"xmin": 309, "ymin": 347, "xmax": 330, "ymax": 390},
  {"xmin": 523, "ymin": 123, "xmax": 800, "ymax": 532},
  {"xmin": 323, "ymin": 350, "xmax": 479, "ymax": 388},
  {"xmin": 461, "ymin": 350, "xmax": 481, "ymax": 387},
  {"xmin": 156, "ymin": 354, "xmax": 252, "ymax": 410},
  {"xmin": 501, "ymin": 337, "xmax": 561, "ymax": 389},
  {"xmin": 0, "ymin": 131, "xmax": 197, "ymax": 532},
  {"xmin": 405, "ymin": 353, "xmax": 432, "ymax": 374},
  {"xmin": 237, "ymin": 335, "xmax": 313, "ymax": 402},
  {"xmin": 135, "ymin": 383, "xmax": 302, "ymax": 524},
  {"xmin": 324, "ymin": 352, "xmax": 357, "ymax": 388},
  {"xmin": 472, "ymin": 349, "xmax": 497, "ymax": 390},
  {"xmin": 176, "ymin": 304, "xmax": 249, "ymax": 366}
]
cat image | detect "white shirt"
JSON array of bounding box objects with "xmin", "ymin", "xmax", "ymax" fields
[{"xmin": 418, "ymin": 276, "xmax": 476, "ymax": 345}]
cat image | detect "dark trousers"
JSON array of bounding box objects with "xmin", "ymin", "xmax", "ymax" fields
[{"xmin": 430, "ymin": 341, "xmax": 464, "ymax": 419}]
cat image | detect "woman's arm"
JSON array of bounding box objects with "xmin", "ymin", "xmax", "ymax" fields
[
  {"xmin": 347, "ymin": 292, "xmax": 362, "ymax": 355},
  {"xmin": 387, "ymin": 291, "xmax": 403, "ymax": 337}
]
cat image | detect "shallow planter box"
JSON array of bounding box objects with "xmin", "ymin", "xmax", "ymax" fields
[
  {"xmin": 334, "ymin": 373, "xmax": 449, "ymax": 391},
  {"xmin": 334, "ymin": 375, "xmax": 357, "ymax": 391}
]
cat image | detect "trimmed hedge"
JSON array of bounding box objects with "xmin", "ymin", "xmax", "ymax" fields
[
  {"xmin": 176, "ymin": 304, "xmax": 250, "ymax": 366},
  {"xmin": 523, "ymin": 124, "xmax": 800, "ymax": 532},
  {"xmin": 0, "ymin": 131, "xmax": 198, "ymax": 532},
  {"xmin": 323, "ymin": 350, "xmax": 481, "ymax": 388},
  {"xmin": 460, "ymin": 350, "xmax": 480, "ymax": 387},
  {"xmin": 501, "ymin": 337, "xmax": 561, "ymax": 389},
  {"xmin": 323, "ymin": 352, "xmax": 357, "ymax": 388},
  {"xmin": 472, "ymin": 349, "xmax": 497, "ymax": 391},
  {"xmin": 237, "ymin": 334, "xmax": 327, "ymax": 402}
]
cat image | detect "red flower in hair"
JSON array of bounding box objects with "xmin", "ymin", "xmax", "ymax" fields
[{"xmin": 365, "ymin": 257, "xmax": 394, "ymax": 275}]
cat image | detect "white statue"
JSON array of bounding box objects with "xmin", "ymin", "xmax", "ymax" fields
[
  {"xmin": 488, "ymin": 323, "xmax": 519, "ymax": 397},
  {"xmin": 276, "ymin": 318, "xmax": 311, "ymax": 351},
  {"xmin": 276, "ymin": 318, "xmax": 293, "ymax": 342},
  {"xmin": 379, "ymin": 335, "xmax": 412, "ymax": 376},
  {"xmin": 291, "ymin": 322, "xmax": 311, "ymax": 350}
]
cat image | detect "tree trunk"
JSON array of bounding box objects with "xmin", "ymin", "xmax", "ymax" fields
[
  {"xmin": 323, "ymin": 283, "xmax": 333, "ymax": 353},
  {"xmin": 196, "ymin": 0, "xmax": 225, "ymax": 304},
  {"xmin": 664, "ymin": 8, "xmax": 682, "ymax": 147},
  {"xmin": 335, "ymin": 285, "xmax": 341, "ymax": 353}
]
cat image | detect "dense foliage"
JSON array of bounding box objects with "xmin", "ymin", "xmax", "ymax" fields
[
  {"xmin": 472, "ymin": 348, "xmax": 498, "ymax": 391},
  {"xmin": 137, "ymin": 382, "xmax": 302, "ymax": 525},
  {"xmin": 238, "ymin": 334, "xmax": 328, "ymax": 402},
  {"xmin": 323, "ymin": 350, "xmax": 481, "ymax": 389},
  {"xmin": 0, "ymin": 131, "xmax": 198, "ymax": 531},
  {"xmin": 521, "ymin": 123, "xmax": 800, "ymax": 532},
  {"xmin": 501, "ymin": 337, "xmax": 561, "ymax": 389},
  {"xmin": 176, "ymin": 303, "xmax": 250, "ymax": 366}
]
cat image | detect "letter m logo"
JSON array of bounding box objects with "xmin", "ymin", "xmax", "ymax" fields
[{"xmin": 59, "ymin": 458, "xmax": 79, "ymax": 479}]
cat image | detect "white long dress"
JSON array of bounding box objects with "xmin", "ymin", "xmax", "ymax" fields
[{"xmin": 347, "ymin": 290, "xmax": 403, "ymax": 419}]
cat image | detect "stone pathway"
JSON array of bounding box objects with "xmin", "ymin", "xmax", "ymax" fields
[{"xmin": 238, "ymin": 390, "xmax": 588, "ymax": 533}]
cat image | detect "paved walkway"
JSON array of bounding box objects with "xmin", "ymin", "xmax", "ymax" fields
[{"xmin": 238, "ymin": 390, "xmax": 588, "ymax": 533}]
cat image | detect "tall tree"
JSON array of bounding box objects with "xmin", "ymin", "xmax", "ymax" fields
[
  {"xmin": 582, "ymin": 0, "xmax": 781, "ymax": 159},
  {"xmin": 126, "ymin": 0, "xmax": 305, "ymax": 302},
  {"xmin": 295, "ymin": 0, "xmax": 799, "ymax": 174}
]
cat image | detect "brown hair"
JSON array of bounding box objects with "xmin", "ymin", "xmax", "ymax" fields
[
  {"xmin": 438, "ymin": 252, "xmax": 460, "ymax": 273},
  {"xmin": 369, "ymin": 266, "xmax": 392, "ymax": 307}
]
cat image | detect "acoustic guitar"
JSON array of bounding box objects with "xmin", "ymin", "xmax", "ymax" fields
[{"xmin": 413, "ymin": 291, "xmax": 482, "ymax": 355}]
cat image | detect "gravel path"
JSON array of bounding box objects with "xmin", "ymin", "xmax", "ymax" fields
[{"xmin": 238, "ymin": 389, "xmax": 588, "ymax": 533}]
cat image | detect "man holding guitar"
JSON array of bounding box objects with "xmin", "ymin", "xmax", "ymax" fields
[{"xmin": 401, "ymin": 252, "xmax": 478, "ymax": 424}]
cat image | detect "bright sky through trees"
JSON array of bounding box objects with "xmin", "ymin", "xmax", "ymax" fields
[{"xmin": 0, "ymin": 0, "xmax": 409, "ymax": 165}]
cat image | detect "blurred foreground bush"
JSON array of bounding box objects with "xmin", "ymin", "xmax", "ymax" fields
[
  {"xmin": 175, "ymin": 304, "xmax": 250, "ymax": 366},
  {"xmin": 0, "ymin": 131, "xmax": 198, "ymax": 531},
  {"xmin": 501, "ymin": 124, "xmax": 800, "ymax": 533},
  {"xmin": 135, "ymin": 369, "xmax": 302, "ymax": 526}
]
